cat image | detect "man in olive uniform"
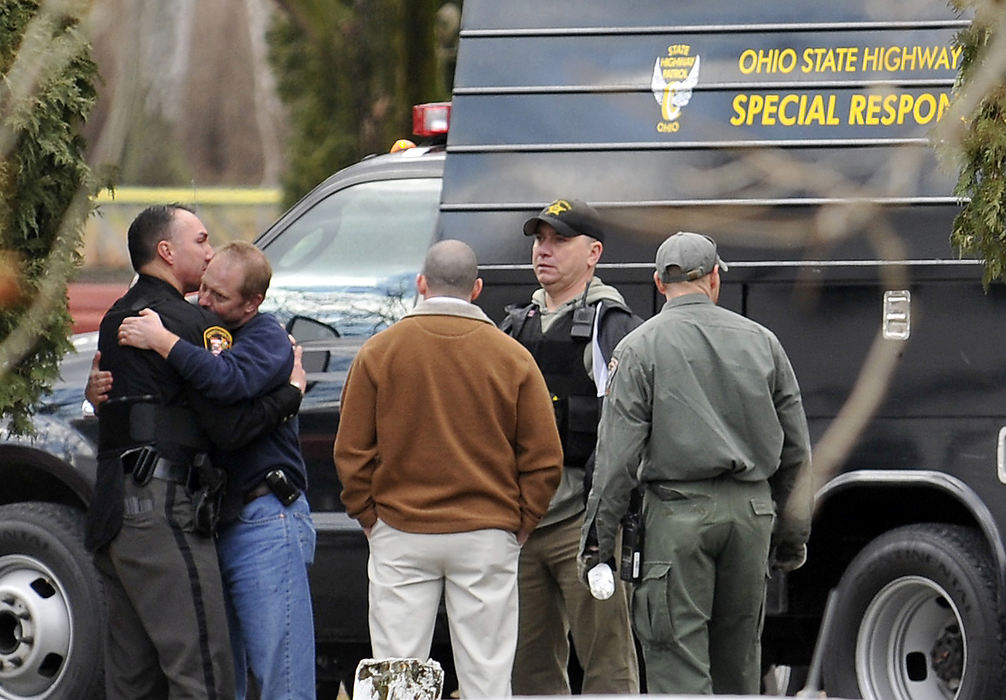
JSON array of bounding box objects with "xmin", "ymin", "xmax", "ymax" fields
[
  {"xmin": 502, "ymin": 198, "xmax": 640, "ymax": 695},
  {"xmin": 581, "ymin": 231, "xmax": 813, "ymax": 695},
  {"xmin": 85, "ymin": 205, "xmax": 303, "ymax": 699}
]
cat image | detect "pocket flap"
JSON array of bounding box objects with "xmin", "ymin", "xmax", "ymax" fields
[
  {"xmin": 640, "ymin": 561, "xmax": 672, "ymax": 582},
  {"xmin": 750, "ymin": 497, "xmax": 776, "ymax": 517}
]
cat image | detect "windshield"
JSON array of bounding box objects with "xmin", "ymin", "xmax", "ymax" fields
[{"xmin": 261, "ymin": 177, "xmax": 440, "ymax": 336}]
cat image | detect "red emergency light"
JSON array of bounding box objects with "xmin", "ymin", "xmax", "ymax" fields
[{"xmin": 412, "ymin": 102, "xmax": 451, "ymax": 137}]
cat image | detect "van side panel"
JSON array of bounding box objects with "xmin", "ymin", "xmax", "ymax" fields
[{"xmin": 447, "ymin": 2, "xmax": 1006, "ymax": 693}]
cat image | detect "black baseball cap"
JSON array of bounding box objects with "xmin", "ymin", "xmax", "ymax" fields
[{"xmin": 522, "ymin": 198, "xmax": 604, "ymax": 243}]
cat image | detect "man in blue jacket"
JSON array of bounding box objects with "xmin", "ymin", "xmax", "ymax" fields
[{"xmin": 118, "ymin": 241, "xmax": 315, "ymax": 700}]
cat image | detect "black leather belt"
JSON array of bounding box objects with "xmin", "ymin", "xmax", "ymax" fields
[
  {"xmin": 123, "ymin": 456, "xmax": 190, "ymax": 484},
  {"xmin": 244, "ymin": 481, "xmax": 271, "ymax": 504}
]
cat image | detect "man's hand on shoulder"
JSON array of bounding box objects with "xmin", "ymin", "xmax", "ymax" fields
[{"xmin": 118, "ymin": 308, "xmax": 180, "ymax": 358}]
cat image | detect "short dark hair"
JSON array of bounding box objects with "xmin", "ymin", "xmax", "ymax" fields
[
  {"xmin": 127, "ymin": 204, "xmax": 196, "ymax": 271},
  {"xmin": 421, "ymin": 240, "xmax": 478, "ymax": 298}
]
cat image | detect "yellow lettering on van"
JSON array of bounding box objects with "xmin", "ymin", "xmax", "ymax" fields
[
  {"xmin": 762, "ymin": 94, "xmax": 779, "ymax": 125},
  {"xmin": 801, "ymin": 47, "xmax": 860, "ymax": 73},
  {"xmin": 800, "ymin": 48, "xmax": 815, "ymax": 73},
  {"xmin": 937, "ymin": 91, "xmax": 950, "ymax": 121},
  {"xmin": 745, "ymin": 94, "xmax": 765, "ymax": 125},
  {"xmin": 730, "ymin": 94, "xmax": 748, "ymax": 126},
  {"xmin": 849, "ymin": 94, "xmax": 866, "ymax": 124},
  {"xmin": 933, "ymin": 47, "xmax": 950, "ymax": 70},
  {"xmin": 864, "ymin": 94, "xmax": 883, "ymax": 124},
  {"xmin": 879, "ymin": 94, "xmax": 901, "ymax": 125},
  {"xmin": 915, "ymin": 93, "xmax": 938, "ymax": 124},
  {"xmin": 897, "ymin": 94, "xmax": 916, "ymax": 124},
  {"xmin": 739, "ymin": 48, "xmax": 797, "ymax": 74},
  {"xmin": 777, "ymin": 49, "xmax": 797, "ymax": 73},
  {"xmin": 805, "ymin": 94, "xmax": 826, "ymax": 125},
  {"xmin": 847, "ymin": 92, "xmax": 951, "ymax": 125},
  {"xmin": 826, "ymin": 94, "xmax": 840, "ymax": 124},
  {"xmin": 884, "ymin": 46, "xmax": 902, "ymax": 72},
  {"xmin": 951, "ymin": 45, "xmax": 963, "ymax": 69},
  {"xmin": 843, "ymin": 47, "xmax": 860, "ymax": 71},
  {"xmin": 731, "ymin": 93, "xmax": 844, "ymax": 126},
  {"xmin": 900, "ymin": 47, "xmax": 917, "ymax": 71},
  {"xmin": 778, "ymin": 94, "xmax": 800, "ymax": 125},
  {"xmin": 857, "ymin": 45, "xmax": 960, "ymax": 74},
  {"xmin": 862, "ymin": 46, "xmax": 881, "ymax": 71},
  {"xmin": 738, "ymin": 49, "xmax": 757, "ymax": 74}
]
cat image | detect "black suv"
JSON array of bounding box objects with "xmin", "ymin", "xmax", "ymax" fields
[{"xmin": 0, "ymin": 141, "xmax": 448, "ymax": 699}]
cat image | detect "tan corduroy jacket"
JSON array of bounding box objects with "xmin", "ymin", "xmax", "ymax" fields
[{"xmin": 334, "ymin": 296, "xmax": 563, "ymax": 535}]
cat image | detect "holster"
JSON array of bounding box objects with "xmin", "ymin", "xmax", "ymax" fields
[
  {"xmin": 190, "ymin": 453, "xmax": 227, "ymax": 537},
  {"xmin": 122, "ymin": 445, "xmax": 159, "ymax": 486},
  {"xmin": 619, "ymin": 487, "xmax": 645, "ymax": 583}
]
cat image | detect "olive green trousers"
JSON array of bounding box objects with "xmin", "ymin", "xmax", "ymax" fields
[
  {"xmin": 513, "ymin": 513, "xmax": 639, "ymax": 695},
  {"xmin": 632, "ymin": 475, "xmax": 774, "ymax": 695}
]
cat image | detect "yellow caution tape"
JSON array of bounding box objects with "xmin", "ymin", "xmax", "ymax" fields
[{"xmin": 95, "ymin": 187, "xmax": 281, "ymax": 206}]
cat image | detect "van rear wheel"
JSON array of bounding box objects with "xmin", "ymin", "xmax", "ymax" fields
[{"xmin": 822, "ymin": 524, "xmax": 1006, "ymax": 700}]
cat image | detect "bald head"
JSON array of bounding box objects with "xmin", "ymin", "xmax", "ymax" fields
[{"xmin": 420, "ymin": 240, "xmax": 480, "ymax": 300}]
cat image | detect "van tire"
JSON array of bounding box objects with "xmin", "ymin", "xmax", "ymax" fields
[
  {"xmin": 0, "ymin": 502, "xmax": 105, "ymax": 699},
  {"xmin": 822, "ymin": 523, "xmax": 1005, "ymax": 700}
]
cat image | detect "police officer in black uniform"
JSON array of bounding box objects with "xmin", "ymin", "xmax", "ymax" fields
[{"xmin": 85, "ymin": 204, "xmax": 303, "ymax": 700}]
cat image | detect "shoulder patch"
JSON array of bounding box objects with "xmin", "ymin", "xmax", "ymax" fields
[{"xmin": 203, "ymin": 326, "xmax": 232, "ymax": 355}]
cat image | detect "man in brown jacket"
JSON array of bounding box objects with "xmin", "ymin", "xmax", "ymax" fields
[{"xmin": 334, "ymin": 239, "xmax": 563, "ymax": 698}]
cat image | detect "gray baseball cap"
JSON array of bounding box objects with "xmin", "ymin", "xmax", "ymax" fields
[{"xmin": 655, "ymin": 231, "xmax": 728, "ymax": 282}]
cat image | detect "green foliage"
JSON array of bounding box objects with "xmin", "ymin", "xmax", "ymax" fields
[
  {"xmin": 0, "ymin": 0, "xmax": 101, "ymax": 434},
  {"xmin": 949, "ymin": 0, "xmax": 1006, "ymax": 286},
  {"xmin": 268, "ymin": 0, "xmax": 458, "ymax": 209}
]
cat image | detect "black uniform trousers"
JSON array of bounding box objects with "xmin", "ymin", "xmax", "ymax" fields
[{"xmin": 95, "ymin": 476, "xmax": 234, "ymax": 700}]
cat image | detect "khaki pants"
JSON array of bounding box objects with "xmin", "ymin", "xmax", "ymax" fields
[
  {"xmin": 633, "ymin": 476, "xmax": 774, "ymax": 695},
  {"xmin": 96, "ymin": 477, "xmax": 235, "ymax": 700},
  {"xmin": 513, "ymin": 513, "xmax": 639, "ymax": 695},
  {"xmin": 367, "ymin": 520, "xmax": 521, "ymax": 699}
]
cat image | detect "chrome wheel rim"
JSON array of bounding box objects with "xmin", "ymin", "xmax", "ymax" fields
[
  {"xmin": 0, "ymin": 555, "xmax": 72, "ymax": 699},
  {"xmin": 856, "ymin": 575, "xmax": 963, "ymax": 700}
]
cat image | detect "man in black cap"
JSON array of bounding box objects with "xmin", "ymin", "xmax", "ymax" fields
[
  {"xmin": 501, "ymin": 198, "xmax": 640, "ymax": 695},
  {"xmin": 580, "ymin": 231, "xmax": 813, "ymax": 695}
]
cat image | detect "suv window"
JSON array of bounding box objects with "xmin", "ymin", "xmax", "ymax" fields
[{"xmin": 260, "ymin": 177, "xmax": 441, "ymax": 336}]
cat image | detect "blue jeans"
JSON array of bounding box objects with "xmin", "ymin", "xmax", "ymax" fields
[{"xmin": 217, "ymin": 492, "xmax": 317, "ymax": 700}]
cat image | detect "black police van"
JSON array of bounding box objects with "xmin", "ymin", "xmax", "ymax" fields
[{"xmin": 2, "ymin": 1, "xmax": 1003, "ymax": 698}]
